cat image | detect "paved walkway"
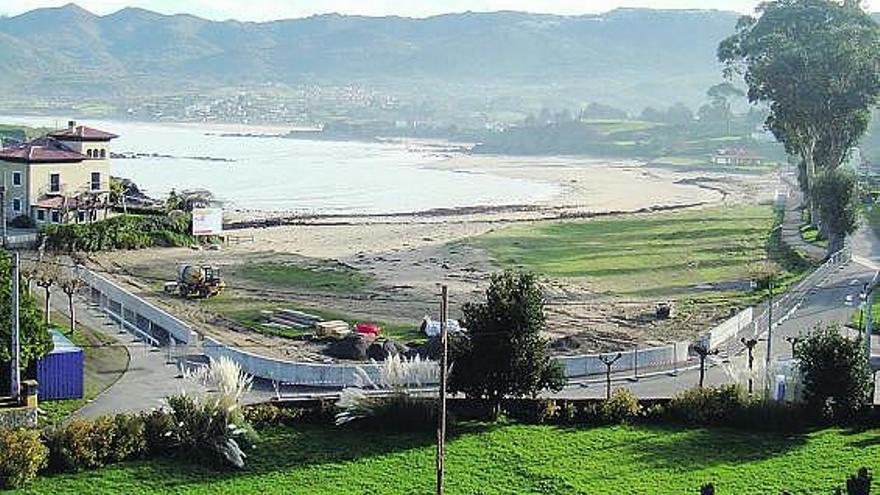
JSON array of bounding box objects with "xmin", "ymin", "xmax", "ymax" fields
[
  {"xmin": 47, "ymin": 289, "xmax": 207, "ymax": 417},
  {"xmin": 779, "ymin": 174, "xmax": 827, "ymax": 262}
]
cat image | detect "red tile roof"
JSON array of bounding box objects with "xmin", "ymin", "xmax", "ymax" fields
[
  {"xmin": 0, "ymin": 137, "xmax": 85, "ymax": 163},
  {"xmin": 48, "ymin": 125, "xmax": 118, "ymax": 141},
  {"xmin": 32, "ymin": 196, "xmax": 82, "ymax": 210}
]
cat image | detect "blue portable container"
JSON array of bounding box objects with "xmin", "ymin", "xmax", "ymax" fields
[{"xmin": 36, "ymin": 328, "xmax": 84, "ymax": 400}]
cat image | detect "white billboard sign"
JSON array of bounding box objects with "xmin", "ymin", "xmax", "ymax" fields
[{"xmin": 192, "ymin": 208, "xmax": 223, "ymax": 236}]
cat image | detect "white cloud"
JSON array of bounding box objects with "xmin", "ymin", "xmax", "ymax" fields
[{"xmin": 1, "ymin": 0, "xmax": 877, "ymax": 20}]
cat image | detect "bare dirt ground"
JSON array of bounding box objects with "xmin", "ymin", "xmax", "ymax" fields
[{"xmin": 88, "ymin": 158, "xmax": 778, "ymax": 360}]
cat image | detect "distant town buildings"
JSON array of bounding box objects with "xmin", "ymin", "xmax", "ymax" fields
[
  {"xmin": 711, "ymin": 147, "xmax": 765, "ymax": 166},
  {"xmin": 0, "ymin": 121, "xmax": 117, "ymax": 225}
]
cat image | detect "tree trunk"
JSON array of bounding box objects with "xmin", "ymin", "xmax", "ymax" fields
[
  {"xmin": 828, "ymin": 232, "xmax": 845, "ymax": 256},
  {"xmin": 43, "ymin": 287, "xmax": 51, "ymax": 324},
  {"xmin": 68, "ymin": 293, "xmax": 76, "ymax": 334},
  {"xmin": 803, "ymin": 140, "xmax": 819, "ymax": 228}
]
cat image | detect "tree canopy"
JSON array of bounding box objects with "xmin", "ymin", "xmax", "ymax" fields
[
  {"xmin": 449, "ymin": 270, "xmax": 565, "ymax": 411},
  {"xmin": 0, "ymin": 251, "xmax": 52, "ymax": 391},
  {"xmin": 719, "ymin": 0, "xmax": 880, "ymax": 172},
  {"xmin": 794, "ymin": 323, "xmax": 872, "ymax": 419},
  {"xmin": 810, "ymin": 167, "xmax": 861, "ymax": 252}
]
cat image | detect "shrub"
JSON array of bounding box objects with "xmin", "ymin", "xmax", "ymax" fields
[
  {"xmin": 0, "ymin": 429, "xmax": 48, "ymax": 489},
  {"xmin": 142, "ymin": 407, "xmax": 178, "ymax": 455},
  {"xmin": 244, "ymin": 404, "xmax": 304, "ymax": 428},
  {"xmin": 795, "ymin": 324, "xmax": 872, "ymax": 421},
  {"xmin": 161, "ymin": 394, "xmax": 255, "ymax": 469},
  {"xmin": 9, "ymin": 214, "xmax": 35, "ymax": 229},
  {"xmin": 666, "ymin": 385, "xmax": 750, "ymax": 426},
  {"xmin": 41, "ymin": 213, "xmax": 194, "ymax": 252},
  {"xmin": 602, "ymin": 389, "xmax": 641, "ymax": 424},
  {"xmin": 109, "ymin": 414, "xmax": 147, "ymax": 462},
  {"xmin": 44, "ymin": 417, "xmax": 114, "ymax": 472},
  {"xmin": 502, "ymin": 399, "xmax": 561, "ymax": 424},
  {"xmin": 335, "ymin": 355, "xmax": 440, "ymax": 427},
  {"xmin": 133, "ymin": 358, "xmax": 258, "ymax": 469},
  {"xmin": 449, "ymin": 270, "xmax": 565, "ymax": 416},
  {"xmin": 44, "ymin": 414, "xmax": 150, "ymax": 473}
]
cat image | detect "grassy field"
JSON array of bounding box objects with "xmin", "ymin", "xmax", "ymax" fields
[
  {"xmin": 582, "ymin": 119, "xmax": 661, "ymax": 136},
  {"xmin": 230, "ymin": 261, "xmax": 372, "ymax": 295},
  {"xmin": 800, "ymin": 224, "xmax": 829, "ymax": 249},
  {"xmin": 15, "ymin": 423, "xmax": 880, "ymax": 494},
  {"xmin": 470, "ymin": 205, "xmax": 782, "ymax": 298},
  {"xmin": 648, "ymin": 155, "xmax": 777, "ymax": 174}
]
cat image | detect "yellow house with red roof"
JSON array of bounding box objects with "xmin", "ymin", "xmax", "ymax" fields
[{"xmin": 0, "ymin": 121, "xmax": 117, "ymax": 225}]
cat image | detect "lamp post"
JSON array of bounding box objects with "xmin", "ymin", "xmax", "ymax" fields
[
  {"xmin": 741, "ymin": 337, "xmax": 758, "ymax": 395},
  {"xmin": 765, "ymin": 274, "xmax": 775, "ymax": 399},
  {"xmin": 784, "ymin": 336, "xmax": 801, "ymax": 358},
  {"xmin": 693, "ymin": 343, "xmax": 719, "ymax": 389},
  {"xmin": 599, "ymin": 353, "xmax": 622, "ymax": 399}
]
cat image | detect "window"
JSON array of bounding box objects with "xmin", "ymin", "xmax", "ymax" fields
[
  {"xmin": 86, "ymin": 149, "xmax": 93, "ymax": 158},
  {"xmin": 12, "ymin": 171, "xmax": 21, "ymax": 186},
  {"xmin": 36, "ymin": 209, "xmax": 45, "ymax": 221},
  {"xmin": 91, "ymin": 172, "xmax": 101, "ymax": 191},
  {"xmin": 49, "ymin": 173, "xmax": 60, "ymax": 193},
  {"xmin": 12, "ymin": 198, "xmax": 21, "ymax": 212},
  {"xmin": 50, "ymin": 210, "xmax": 60, "ymax": 223},
  {"xmin": 100, "ymin": 149, "xmax": 106, "ymax": 158},
  {"xmin": 77, "ymin": 211, "xmax": 86, "ymax": 222}
]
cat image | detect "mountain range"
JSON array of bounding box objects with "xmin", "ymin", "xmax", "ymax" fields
[
  {"xmin": 0, "ymin": 4, "xmax": 877, "ymax": 116},
  {"xmin": 0, "ymin": 4, "xmax": 746, "ymax": 111}
]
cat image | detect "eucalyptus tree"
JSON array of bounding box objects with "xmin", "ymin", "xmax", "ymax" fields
[{"xmin": 719, "ymin": 0, "xmax": 880, "ymax": 234}]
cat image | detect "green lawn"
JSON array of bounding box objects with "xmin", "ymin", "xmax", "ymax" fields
[
  {"xmin": 470, "ymin": 205, "xmax": 781, "ymax": 297},
  {"xmin": 582, "ymin": 119, "xmax": 661, "ymax": 136},
  {"xmin": 800, "ymin": 224, "xmax": 829, "ymax": 249},
  {"xmin": 648, "ymin": 155, "xmax": 778, "ymax": 174},
  {"xmin": 14, "ymin": 423, "xmax": 880, "ymax": 494},
  {"xmin": 231, "ymin": 262, "xmax": 372, "ymax": 294}
]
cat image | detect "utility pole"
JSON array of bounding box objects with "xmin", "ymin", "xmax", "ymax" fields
[
  {"xmin": 10, "ymin": 251, "xmax": 20, "ymax": 401},
  {"xmin": 865, "ymin": 276, "xmax": 876, "ymax": 365},
  {"xmin": 765, "ymin": 275, "xmax": 775, "ymax": 398},
  {"xmin": 599, "ymin": 353, "xmax": 622, "ymax": 399},
  {"xmin": 0, "ymin": 183, "xmax": 7, "ymax": 248},
  {"xmin": 436, "ymin": 285, "xmax": 448, "ymax": 495},
  {"xmin": 741, "ymin": 338, "xmax": 758, "ymax": 395}
]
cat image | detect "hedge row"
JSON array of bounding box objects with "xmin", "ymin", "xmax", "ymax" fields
[
  {"xmin": 0, "ymin": 395, "xmax": 256, "ymax": 489},
  {"xmin": 41, "ymin": 214, "xmax": 194, "ymax": 252}
]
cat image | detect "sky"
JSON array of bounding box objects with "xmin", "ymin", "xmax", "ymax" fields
[{"xmin": 2, "ymin": 0, "xmax": 876, "ymax": 22}]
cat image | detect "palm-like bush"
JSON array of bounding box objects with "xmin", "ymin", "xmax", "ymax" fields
[
  {"xmin": 165, "ymin": 356, "xmax": 256, "ymax": 468},
  {"xmin": 335, "ymin": 355, "xmax": 440, "ymax": 427}
]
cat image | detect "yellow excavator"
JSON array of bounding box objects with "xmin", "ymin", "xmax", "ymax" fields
[{"xmin": 164, "ymin": 265, "xmax": 226, "ymax": 299}]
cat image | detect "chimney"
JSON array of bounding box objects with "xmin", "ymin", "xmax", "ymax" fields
[{"xmin": 68, "ymin": 120, "xmax": 76, "ymax": 131}]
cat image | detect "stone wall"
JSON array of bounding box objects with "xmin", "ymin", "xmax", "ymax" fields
[{"xmin": 0, "ymin": 406, "xmax": 38, "ymax": 430}]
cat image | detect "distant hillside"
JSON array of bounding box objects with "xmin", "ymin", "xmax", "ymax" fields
[{"xmin": 0, "ymin": 4, "xmax": 745, "ymax": 111}]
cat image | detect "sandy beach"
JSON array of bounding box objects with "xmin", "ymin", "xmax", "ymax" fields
[{"xmin": 89, "ymin": 154, "xmax": 779, "ymax": 360}]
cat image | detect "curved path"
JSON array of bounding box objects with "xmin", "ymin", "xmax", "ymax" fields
[{"xmin": 48, "ymin": 289, "xmax": 207, "ymax": 418}]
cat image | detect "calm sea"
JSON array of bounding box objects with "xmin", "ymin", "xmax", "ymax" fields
[{"xmin": 0, "ymin": 116, "xmax": 558, "ymax": 215}]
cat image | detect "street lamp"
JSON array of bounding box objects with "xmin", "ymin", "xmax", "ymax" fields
[
  {"xmin": 599, "ymin": 353, "xmax": 622, "ymax": 400},
  {"xmin": 741, "ymin": 337, "xmax": 758, "ymax": 395},
  {"xmin": 784, "ymin": 336, "xmax": 801, "ymax": 358},
  {"xmin": 693, "ymin": 343, "xmax": 719, "ymax": 389}
]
